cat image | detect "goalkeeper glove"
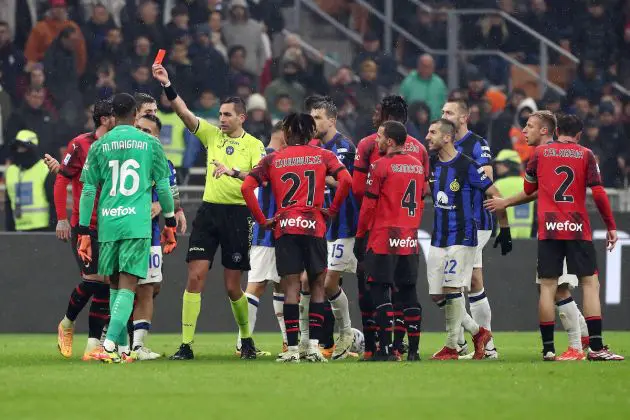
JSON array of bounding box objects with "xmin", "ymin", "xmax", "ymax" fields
[
  {"xmin": 493, "ymin": 227, "xmax": 513, "ymax": 256},
  {"xmin": 161, "ymin": 216, "xmax": 177, "ymax": 254},
  {"xmin": 76, "ymin": 227, "xmax": 92, "ymax": 263}
]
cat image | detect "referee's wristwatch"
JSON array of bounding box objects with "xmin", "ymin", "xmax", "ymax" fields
[{"xmin": 230, "ymin": 168, "xmax": 240, "ymax": 178}]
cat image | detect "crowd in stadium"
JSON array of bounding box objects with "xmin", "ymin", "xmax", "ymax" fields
[{"xmin": 0, "ymin": 0, "xmax": 629, "ymax": 188}]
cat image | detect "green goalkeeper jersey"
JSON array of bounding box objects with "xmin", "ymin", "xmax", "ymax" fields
[{"xmin": 80, "ymin": 125, "xmax": 172, "ymax": 242}]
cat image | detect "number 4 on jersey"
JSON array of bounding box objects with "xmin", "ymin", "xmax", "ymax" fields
[{"xmin": 401, "ymin": 179, "xmax": 417, "ymax": 216}]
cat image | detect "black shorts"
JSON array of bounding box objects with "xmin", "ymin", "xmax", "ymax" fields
[
  {"xmin": 186, "ymin": 203, "xmax": 253, "ymax": 271},
  {"xmin": 537, "ymin": 239, "xmax": 598, "ymax": 279},
  {"xmin": 70, "ymin": 226, "xmax": 99, "ymax": 276},
  {"xmin": 275, "ymin": 234, "xmax": 327, "ymax": 277},
  {"xmin": 365, "ymin": 251, "xmax": 419, "ymax": 286}
]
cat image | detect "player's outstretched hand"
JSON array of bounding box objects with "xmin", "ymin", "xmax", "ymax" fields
[
  {"xmin": 353, "ymin": 236, "xmax": 366, "ymax": 262},
  {"xmin": 493, "ymin": 227, "xmax": 513, "ymax": 255},
  {"xmin": 176, "ymin": 210, "xmax": 187, "ymax": 234},
  {"xmin": 152, "ymin": 64, "xmax": 170, "ymax": 85},
  {"xmin": 607, "ymin": 230, "xmax": 618, "ymax": 251},
  {"xmin": 44, "ymin": 154, "xmax": 60, "ymax": 174},
  {"xmin": 77, "ymin": 234, "xmax": 92, "ymax": 263},
  {"xmin": 56, "ymin": 219, "xmax": 71, "ymax": 242},
  {"xmin": 161, "ymin": 226, "xmax": 177, "ymax": 254},
  {"xmin": 484, "ymin": 197, "xmax": 507, "ymax": 212}
]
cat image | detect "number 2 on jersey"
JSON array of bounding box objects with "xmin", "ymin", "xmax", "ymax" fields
[
  {"xmin": 401, "ymin": 179, "xmax": 417, "ymax": 216},
  {"xmin": 109, "ymin": 159, "xmax": 140, "ymax": 196},
  {"xmin": 554, "ymin": 166, "xmax": 574, "ymax": 203},
  {"xmin": 281, "ymin": 170, "xmax": 315, "ymax": 207}
]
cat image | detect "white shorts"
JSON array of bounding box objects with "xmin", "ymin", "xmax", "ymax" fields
[
  {"xmin": 536, "ymin": 258, "xmax": 579, "ymax": 288},
  {"xmin": 474, "ymin": 230, "xmax": 492, "ymax": 268},
  {"xmin": 138, "ymin": 246, "xmax": 163, "ymax": 285},
  {"xmin": 327, "ymin": 238, "xmax": 357, "ymax": 273},
  {"xmin": 249, "ymin": 245, "xmax": 280, "ymax": 283},
  {"xmin": 427, "ymin": 245, "xmax": 476, "ymax": 295}
]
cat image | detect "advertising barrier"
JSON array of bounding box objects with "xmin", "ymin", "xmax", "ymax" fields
[{"xmin": 1, "ymin": 212, "xmax": 628, "ymax": 333}]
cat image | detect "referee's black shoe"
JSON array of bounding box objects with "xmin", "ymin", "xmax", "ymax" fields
[
  {"xmin": 170, "ymin": 343, "xmax": 194, "ymax": 360},
  {"xmin": 240, "ymin": 337, "xmax": 257, "ymax": 360},
  {"xmin": 407, "ymin": 352, "xmax": 421, "ymax": 362}
]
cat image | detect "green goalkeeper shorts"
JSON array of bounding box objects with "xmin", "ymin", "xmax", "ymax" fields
[{"xmin": 98, "ymin": 238, "xmax": 151, "ymax": 279}]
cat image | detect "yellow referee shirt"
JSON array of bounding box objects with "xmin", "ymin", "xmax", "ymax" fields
[{"xmin": 194, "ymin": 118, "xmax": 265, "ymax": 205}]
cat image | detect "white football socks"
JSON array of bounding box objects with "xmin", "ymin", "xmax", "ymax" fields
[
  {"xmin": 237, "ymin": 293, "xmax": 258, "ymax": 349},
  {"xmin": 469, "ymin": 288, "xmax": 494, "ymax": 350},
  {"xmin": 299, "ymin": 292, "xmax": 310, "ymax": 344},
  {"xmin": 132, "ymin": 319, "xmax": 151, "ymax": 349},
  {"xmin": 329, "ymin": 288, "xmax": 352, "ymax": 335},
  {"xmin": 273, "ymin": 292, "xmax": 287, "ymax": 344},
  {"xmin": 557, "ymin": 299, "xmax": 581, "ymax": 350}
]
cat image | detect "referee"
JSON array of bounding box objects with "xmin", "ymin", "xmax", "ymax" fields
[{"xmin": 152, "ymin": 64, "xmax": 265, "ymax": 360}]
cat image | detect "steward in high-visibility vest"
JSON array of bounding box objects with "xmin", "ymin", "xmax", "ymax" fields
[
  {"xmin": 493, "ymin": 149, "xmax": 534, "ymax": 238},
  {"xmin": 5, "ymin": 130, "xmax": 55, "ymax": 231},
  {"xmin": 157, "ymin": 100, "xmax": 187, "ymax": 169}
]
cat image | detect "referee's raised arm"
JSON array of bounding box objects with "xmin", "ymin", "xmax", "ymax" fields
[{"xmin": 152, "ymin": 64, "xmax": 199, "ymax": 133}]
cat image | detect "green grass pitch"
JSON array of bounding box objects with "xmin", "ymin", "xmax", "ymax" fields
[{"xmin": 1, "ymin": 332, "xmax": 630, "ymax": 419}]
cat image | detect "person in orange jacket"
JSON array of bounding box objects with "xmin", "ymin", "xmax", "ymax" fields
[{"xmin": 24, "ymin": 0, "xmax": 87, "ymax": 76}]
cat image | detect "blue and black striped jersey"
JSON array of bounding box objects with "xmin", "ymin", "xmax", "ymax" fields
[
  {"xmin": 151, "ymin": 160, "xmax": 178, "ymax": 246},
  {"xmin": 454, "ymin": 131, "xmax": 494, "ymax": 231},
  {"xmin": 251, "ymin": 147, "xmax": 276, "ymax": 247},
  {"xmin": 323, "ymin": 133, "xmax": 359, "ymax": 241},
  {"xmin": 429, "ymin": 152, "xmax": 493, "ymax": 248}
]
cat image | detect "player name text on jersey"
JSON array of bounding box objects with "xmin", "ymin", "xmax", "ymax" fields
[
  {"xmin": 102, "ymin": 140, "xmax": 149, "ymax": 152},
  {"xmin": 274, "ymin": 155, "xmax": 322, "ymax": 168}
]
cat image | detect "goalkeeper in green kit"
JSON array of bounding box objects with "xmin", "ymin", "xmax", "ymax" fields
[{"xmin": 77, "ymin": 93, "xmax": 177, "ymax": 363}]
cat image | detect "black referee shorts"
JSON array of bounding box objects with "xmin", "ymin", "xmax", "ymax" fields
[
  {"xmin": 70, "ymin": 226, "xmax": 99, "ymax": 276},
  {"xmin": 186, "ymin": 203, "xmax": 253, "ymax": 271},
  {"xmin": 537, "ymin": 239, "xmax": 598, "ymax": 279}
]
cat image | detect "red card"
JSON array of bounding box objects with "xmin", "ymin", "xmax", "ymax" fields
[{"xmin": 154, "ymin": 49, "xmax": 166, "ymax": 65}]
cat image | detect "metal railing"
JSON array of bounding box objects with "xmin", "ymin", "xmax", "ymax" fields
[
  {"xmin": 293, "ymin": 0, "xmax": 570, "ymax": 95},
  {"xmin": 408, "ymin": 0, "xmax": 629, "ymax": 97}
]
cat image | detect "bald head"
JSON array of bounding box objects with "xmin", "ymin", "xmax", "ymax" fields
[{"xmin": 418, "ymin": 54, "xmax": 435, "ymax": 79}]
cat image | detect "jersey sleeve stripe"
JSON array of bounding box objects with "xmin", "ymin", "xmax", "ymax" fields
[
  {"xmin": 365, "ymin": 191, "xmax": 378, "ymax": 199},
  {"xmin": 524, "ymin": 173, "xmax": 537, "ymax": 183},
  {"xmin": 249, "ymin": 172, "xmax": 263, "ymax": 185},
  {"xmin": 354, "ymin": 166, "xmax": 368, "ymax": 173}
]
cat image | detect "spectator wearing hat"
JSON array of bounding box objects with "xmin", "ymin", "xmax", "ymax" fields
[
  {"xmin": 399, "ymin": 53, "xmax": 447, "ymax": 123},
  {"xmin": 5, "ymin": 129, "xmax": 56, "ymax": 232},
  {"xmin": 597, "ymin": 101, "xmax": 628, "ymax": 187},
  {"xmin": 492, "ymin": 149, "xmax": 533, "ymax": 238},
  {"xmin": 264, "ymin": 56, "xmax": 306, "ymax": 116},
  {"xmin": 351, "ymin": 31, "xmax": 397, "ymax": 89},
  {"xmin": 24, "ymin": 0, "xmax": 87, "ymax": 76},
  {"xmin": 222, "ymin": 0, "xmax": 266, "ymax": 77},
  {"xmin": 244, "ymin": 93, "xmax": 273, "ymax": 146},
  {"xmin": 191, "ymin": 23, "xmax": 228, "ymax": 99}
]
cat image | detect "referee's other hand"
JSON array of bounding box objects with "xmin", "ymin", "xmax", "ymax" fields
[
  {"xmin": 211, "ymin": 159, "xmax": 233, "ymax": 178},
  {"xmin": 152, "ymin": 64, "xmax": 170, "ymax": 85}
]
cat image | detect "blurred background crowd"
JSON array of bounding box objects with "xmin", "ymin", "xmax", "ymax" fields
[{"xmin": 0, "ymin": 0, "xmax": 629, "ymax": 188}]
